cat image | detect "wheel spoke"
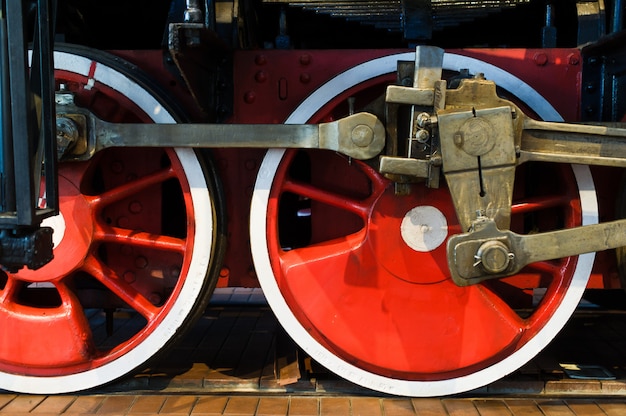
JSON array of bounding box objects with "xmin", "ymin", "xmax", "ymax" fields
[
  {"xmin": 94, "ymin": 225, "xmax": 186, "ymax": 253},
  {"xmin": 524, "ymin": 260, "xmax": 563, "ymax": 275},
  {"xmin": 89, "ymin": 167, "xmax": 175, "ymax": 209},
  {"xmin": 283, "ymin": 179, "xmax": 370, "ymax": 218},
  {"xmin": 278, "ymin": 230, "xmax": 367, "ymax": 273},
  {"xmin": 511, "ymin": 194, "xmax": 571, "ymax": 215},
  {"xmin": 83, "ymin": 255, "xmax": 159, "ymax": 321},
  {"xmin": 0, "ymin": 277, "xmax": 19, "ymax": 304}
]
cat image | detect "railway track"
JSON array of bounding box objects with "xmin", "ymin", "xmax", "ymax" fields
[{"xmin": 3, "ymin": 289, "xmax": 626, "ymax": 415}]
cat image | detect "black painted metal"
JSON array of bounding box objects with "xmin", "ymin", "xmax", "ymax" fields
[
  {"xmin": 0, "ymin": 0, "xmax": 56, "ymax": 270},
  {"xmin": 581, "ymin": 31, "xmax": 626, "ymax": 122}
]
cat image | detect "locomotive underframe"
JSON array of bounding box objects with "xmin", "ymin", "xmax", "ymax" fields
[{"xmin": 50, "ymin": 45, "xmax": 626, "ymax": 290}]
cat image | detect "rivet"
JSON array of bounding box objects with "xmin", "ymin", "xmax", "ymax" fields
[
  {"xmin": 111, "ymin": 161, "xmax": 124, "ymax": 174},
  {"xmin": 568, "ymin": 53, "xmax": 580, "ymax": 66},
  {"xmin": 299, "ymin": 54, "xmax": 312, "ymax": 65},
  {"xmin": 117, "ymin": 216, "xmax": 130, "ymax": 228},
  {"xmin": 300, "ymin": 73, "xmax": 311, "ymax": 84},
  {"xmin": 123, "ymin": 271, "xmax": 136, "ymax": 283},
  {"xmin": 135, "ymin": 256, "xmax": 148, "ymax": 269},
  {"xmin": 255, "ymin": 54, "xmax": 267, "ymax": 65},
  {"xmin": 170, "ymin": 266, "xmax": 181, "ymax": 278},
  {"xmin": 148, "ymin": 292, "xmax": 163, "ymax": 306},
  {"xmin": 245, "ymin": 159, "xmax": 257, "ymax": 170},
  {"xmin": 244, "ymin": 91, "xmax": 256, "ymax": 104},
  {"xmin": 129, "ymin": 201, "xmax": 143, "ymax": 214},
  {"xmin": 220, "ymin": 267, "xmax": 230, "ymax": 278},
  {"xmin": 255, "ymin": 70, "xmax": 268, "ymax": 83},
  {"xmin": 120, "ymin": 245, "xmax": 133, "ymax": 256}
]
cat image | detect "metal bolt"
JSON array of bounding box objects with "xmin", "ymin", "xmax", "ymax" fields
[
  {"xmin": 533, "ymin": 53, "xmax": 548, "ymax": 66},
  {"xmin": 585, "ymin": 106, "xmax": 596, "ymax": 115},
  {"xmin": 56, "ymin": 117, "xmax": 79, "ymax": 155},
  {"xmin": 55, "ymin": 92, "xmax": 75, "ymax": 105},
  {"xmin": 351, "ymin": 125, "xmax": 374, "ymax": 147},
  {"xmin": 430, "ymin": 155, "xmax": 442, "ymax": 166},
  {"xmin": 416, "ymin": 112, "xmax": 431, "ymax": 128},
  {"xmin": 476, "ymin": 240, "xmax": 512, "ymax": 274},
  {"xmin": 415, "ymin": 129, "xmax": 430, "ymax": 143},
  {"xmin": 568, "ymin": 53, "xmax": 580, "ymax": 65}
]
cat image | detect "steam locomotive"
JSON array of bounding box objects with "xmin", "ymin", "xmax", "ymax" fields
[{"xmin": 0, "ymin": 0, "xmax": 624, "ymax": 397}]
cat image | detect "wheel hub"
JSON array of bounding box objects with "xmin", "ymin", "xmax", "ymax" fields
[
  {"xmin": 368, "ymin": 186, "xmax": 454, "ymax": 285},
  {"xmin": 400, "ymin": 205, "xmax": 448, "ymax": 252}
]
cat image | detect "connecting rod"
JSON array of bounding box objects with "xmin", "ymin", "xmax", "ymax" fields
[{"xmin": 56, "ymin": 109, "xmax": 385, "ymax": 161}]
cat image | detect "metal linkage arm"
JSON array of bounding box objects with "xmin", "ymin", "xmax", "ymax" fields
[
  {"xmin": 448, "ymin": 218, "xmax": 626, "ymax": 286},
  {"xmin": 439, "ymin": 90, "xmax": 626, "ymax": 285},
  {"xmin": 519, "ymin": 118, "xmax": 626, "ymax": 167},
  {"xmin": 58, "ymin": 110, "xmax": 386, "ymax": 161}
]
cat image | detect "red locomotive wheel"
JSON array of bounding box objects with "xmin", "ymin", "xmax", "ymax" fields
[
  {"xmin": 0, "ymin": 45, "xmax": 224, "ymax": 394},
  {"xmin": 251, "ymin": 53, "xmax": 597, "ymax": 396}
]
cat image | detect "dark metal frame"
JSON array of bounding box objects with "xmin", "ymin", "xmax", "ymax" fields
[
  {"xmin": 581, "ymin": 30, "xmax": 626, "ymax": 122},
  {"xmin": 0, "ymin": 0, "xmax": 57, "ymax": 271},
  {"xmin": 1, "ymin": 0, "xmax": 57, "ymax": 226}
]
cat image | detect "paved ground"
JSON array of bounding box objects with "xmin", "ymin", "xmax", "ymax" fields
[
  {"xmin": 4, "ymin": 289, "xmax": 626, "ymax": 415},
  {"xmin": 2, "ymin": 394, "xmax": 626, "ymax": 415}
]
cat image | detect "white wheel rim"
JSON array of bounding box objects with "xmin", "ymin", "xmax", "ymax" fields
[
  {"xmin": 3, "ymin": 50, "xmax": 214, "ymax": 394},
  {"xmin": 251, "ymin": 52, "xmax": 597, "ymax": 396}
]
